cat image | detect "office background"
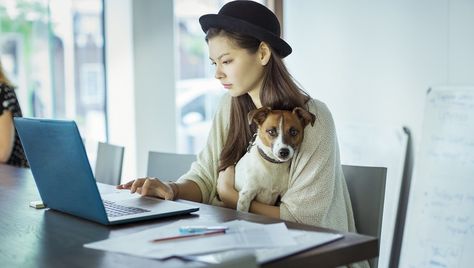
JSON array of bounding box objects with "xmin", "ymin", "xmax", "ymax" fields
[
  {"xmin": 1, "ymin": 0, "xmax": 472, "ymax": 178},
  {"xmin": 2, "ymin": 1, "xmax": 473, "ymax": 267},
  {"xmin": 106, "ymin": 0, "xmax": 474, "ymax": 178}
]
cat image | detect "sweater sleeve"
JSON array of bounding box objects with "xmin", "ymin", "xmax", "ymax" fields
[
  {"xmin": 280, "ymin": 99, "xmax": 356, "ymax": 232},
  {"xmin": 176, "ymin": 94, "xmax": 231, "ymax": 204}
]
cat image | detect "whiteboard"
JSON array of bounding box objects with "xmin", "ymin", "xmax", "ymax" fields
[
  {"xmin": 399, "ymin": 87, "xmax": 474, "ymax": 267},
  {"xmin": 337, "ymin": 122, "xmax": 409, "ymax": 268}
]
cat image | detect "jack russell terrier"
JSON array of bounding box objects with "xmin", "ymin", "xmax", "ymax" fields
[{"xmin": 234, "ymin": 106, "xmax": 316, "ymax": 212}]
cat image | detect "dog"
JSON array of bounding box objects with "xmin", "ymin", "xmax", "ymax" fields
[{"xmin": 234, "ymin": 106, "xmax": 316, "ymax": 212}]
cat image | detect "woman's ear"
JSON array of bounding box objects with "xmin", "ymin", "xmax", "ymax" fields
[{"xmin": 258, "ymin": 42, "xmax": 271, "ymax": 66}]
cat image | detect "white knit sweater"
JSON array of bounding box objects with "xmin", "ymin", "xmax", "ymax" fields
[{"xmin": 178, "ymin": 93, "xmax": 357, "ymax": 233}]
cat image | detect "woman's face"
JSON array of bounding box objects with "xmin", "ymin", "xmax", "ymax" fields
[{"xmin": 208, "ymin": 35, "xmax": 265, "ymax": 98}]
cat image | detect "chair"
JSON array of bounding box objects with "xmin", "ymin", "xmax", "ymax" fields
[
  {"xmin": 147, "ymin": 151, "xmax": 196, "ymax": 181},
  {"xmin": 342, "ymin": 164, "xmax": 387, "ymax": 268},
  {"xmin": 94, "ymin": 142, "xmax": 125, "ymax": 185}
]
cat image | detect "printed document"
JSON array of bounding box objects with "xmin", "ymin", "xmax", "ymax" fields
[{"xmin": 84, "ymin": 219, "xmax": 297, "ymax": 259}]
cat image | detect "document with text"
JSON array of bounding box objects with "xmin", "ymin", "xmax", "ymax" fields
[{"xmin": 84, "ymin": 219, "xmax": 298, "ymax": 259}]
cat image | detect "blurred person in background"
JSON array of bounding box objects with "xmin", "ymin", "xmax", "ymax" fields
[{"xmin": 0, "ymin": 58, "xmax": 28, "ymax": 168}]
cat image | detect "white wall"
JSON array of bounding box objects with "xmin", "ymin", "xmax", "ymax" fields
[
  {"xmin": 449, "ymin": 0, "xmax": 474, "ymax": 84},
  {"xmin": 284, "ymin": 0, "xmax": 474, "ymax": 150},
  {"xmin": 105, "ymin": 0, "xmax": 136, "ymax": 179},
  {"xmin": 106, "ymin": 0, "xmax": 176, "ymax": 179},
  {"xmin": 284, "ymin": 1, "xmax": 474, "ymax": 267},
  {"xmin": 132, "ymin": 0, "xmax": 176, "ymax": 177}
]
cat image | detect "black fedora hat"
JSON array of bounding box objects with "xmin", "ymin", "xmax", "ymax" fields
[{"xmin": 199, "ymin": 1, "xmax": 292, "ymax": 58}]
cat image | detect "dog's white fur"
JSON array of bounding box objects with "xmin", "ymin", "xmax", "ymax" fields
[
  {"xmin": 232, "ymin": 107, "xmax": 315, "ymax": 212},
  {"xmin": 234, "ymin": 135, "xmax": 290, "ymax": 212}
]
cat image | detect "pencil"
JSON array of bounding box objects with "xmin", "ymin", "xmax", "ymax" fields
[{"xmin": 150, "ymin": 229, "xmax": 226, "ymax": 243}]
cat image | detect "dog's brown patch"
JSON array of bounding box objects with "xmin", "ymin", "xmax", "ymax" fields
[{"xmin": 249, "ymin": 107, "xmax": 316, "ymax": 151}]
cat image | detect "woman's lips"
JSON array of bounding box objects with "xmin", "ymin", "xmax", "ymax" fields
[{"xmin": 222, "ymin": 84, "xmax": 232, "ymax": 89}]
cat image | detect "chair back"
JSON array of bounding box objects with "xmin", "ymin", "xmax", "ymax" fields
[
  {"xmin": 342, "ymin": 164, "xmax": 387, "ymax": 268},
  {"xmin": 94, "ymin": 142, "xmax": 124, "ymax": 185},
  {"xmin": 147, "ymin": 151, "xmax": 196, "ymax": 181}
]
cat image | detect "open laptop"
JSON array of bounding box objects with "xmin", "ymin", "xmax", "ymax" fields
[{"xmin": 14, "ymin": 117, "xmax": 199, "ymax": 225}]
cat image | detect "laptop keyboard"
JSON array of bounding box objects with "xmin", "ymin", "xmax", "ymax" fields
[{"xmin": 103, "ymin": 200, "xmax": 151, "ymax": 218}]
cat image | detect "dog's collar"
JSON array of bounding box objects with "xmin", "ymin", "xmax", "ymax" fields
[
  {"xmin": 257, "ymin": 147, "xmax": 286, "ymax": 164},
  {"xmin": 246, "ymin": 133, "xmax": 258, "ymax": 153},
  {"xmin": 248, "ymin": 133, "xmax": 286, "ymax": 164}
]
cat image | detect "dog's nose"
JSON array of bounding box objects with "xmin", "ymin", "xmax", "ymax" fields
[{"xmin": 279, "ymin": 148, "xmax": 290, "ymax": 158}]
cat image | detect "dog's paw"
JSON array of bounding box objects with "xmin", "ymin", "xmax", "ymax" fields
[{"xmin": 237, "ymin": 199, "xmax": 250, "ymax": 212}]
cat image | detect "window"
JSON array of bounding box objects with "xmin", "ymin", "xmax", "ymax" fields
[
  {"xmin": 174, "ymin": 0, "xmax": 223, "ymax": 154},
  {"xmin": 0, "ymin": 0, "xmax": 107, "ymax": 142},
  {"xmin": 50, "ymin": 0, "xmax": 107, "ymax": 140}
]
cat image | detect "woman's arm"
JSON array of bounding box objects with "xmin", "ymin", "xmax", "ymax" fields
[
  {"xmin": 217, "ymin": 166, "xmax": 280, "ymax": 219},
  {"xmin": 174, "ymin": 180, "xmax": 202, "ymax": 202},
  {"xmin": 249, "ymin": 200, "xmax": 280, "ymax": 219},
  {"xmin": 119, "ymin": 95, "xmax": 233, "ymax": 204},
  {"xmin": 175, "ymin": 94, "xmax": 232, "ymax": 204},
  {"xmin": 0, "ymin": 110, "xmax": 14, "ymax": 162}
]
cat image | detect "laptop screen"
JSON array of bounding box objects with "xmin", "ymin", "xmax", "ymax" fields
[{"xmin": 14, "ymin": 118, "xmax": 109, "ymax": 224}]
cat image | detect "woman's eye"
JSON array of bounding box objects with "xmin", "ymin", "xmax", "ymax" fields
[
  {"xmin": 210, "ymin": 62, "xmax": 216, "ymax": 66},
  {"xmin": 222, "ymin": 60, "xmax": 232, "ymax": 64}
]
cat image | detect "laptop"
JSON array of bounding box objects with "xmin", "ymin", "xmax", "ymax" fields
[{"xmin": 14, "ymin": 117, "xmax": 199, "ymax": 225}]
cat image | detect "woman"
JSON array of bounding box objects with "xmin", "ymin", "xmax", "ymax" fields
[
  {"xmin": 118, "ymin": 1, "xmax": 356, "ymax": 233},
  {"xmin": 0, "ymin": 59, "xmax": 28, "ymax": 168}
]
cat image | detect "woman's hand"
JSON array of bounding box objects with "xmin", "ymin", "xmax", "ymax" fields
[
  {"xmin": 116, "ymin": 177, "xmax": 176, "ymax": 200},
  {"xmin": 216, "ymin": 165, "xmax": 238, "ymax": 209}
]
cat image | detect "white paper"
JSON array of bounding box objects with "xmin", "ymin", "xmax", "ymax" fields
[
  {"xmin": 187, "ymin": 220, "xmax": 344, "ymax": 264},
  {"xmin": 399, "ymin": 87, "xmax": 474, "ymax": 268},
  {"xmin": 84, "ymin": 219, "xmax": 296, "ymax": 259}
]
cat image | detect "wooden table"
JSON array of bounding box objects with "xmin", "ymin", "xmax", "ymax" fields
[{"xmin": 0, "ymin": 164, "xmax": 378, "ymax": 267}]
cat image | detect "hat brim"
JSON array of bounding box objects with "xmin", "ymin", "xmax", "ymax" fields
[{"xmin": 199, "ymin": 14, "xmax": 292, "ymax": 58}]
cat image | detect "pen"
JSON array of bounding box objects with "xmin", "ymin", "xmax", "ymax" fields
[
  {"xmin": 151, "ymin": 229, "xmax": 226, "ymax": 243},
  {"xmin": 179, "ymin": 225, "xmax": 229, "ymax": 234}
]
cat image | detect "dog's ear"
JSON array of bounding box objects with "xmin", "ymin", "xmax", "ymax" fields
[
  {"xmin": 248, "ymin": 107, "xmax": 272, "ymax": 125},
  {"xmin": 293, "ymin": 107, "xmax": 316, "ymax": 127}
]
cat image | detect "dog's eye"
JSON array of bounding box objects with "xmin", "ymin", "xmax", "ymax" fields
[
  {"xmin": 266, "ymin": 128, "xmax": 277, "ymax": 137},
  {"xmin": 289, "ymin": 128, "xmax": 299, "ymax": 136}
]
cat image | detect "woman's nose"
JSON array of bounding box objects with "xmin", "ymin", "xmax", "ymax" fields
[{"xmin": 214, "ymin": 65, "xmax": 224, "ymax": 79}]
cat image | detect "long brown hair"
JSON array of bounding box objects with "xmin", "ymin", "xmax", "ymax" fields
[
  {"xmin": 206, "ymin": 29, "xmax": 311, "ymax": 172},
  {"xmin": 0, "ymin": 59, "xmax": 13, "ymax": 87}
]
